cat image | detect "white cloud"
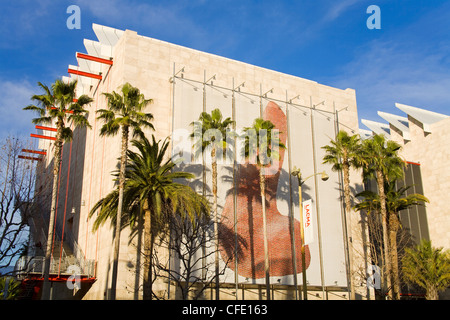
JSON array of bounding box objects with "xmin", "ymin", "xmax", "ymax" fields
[
  {"xmin": 322, "ymin": 0, "xmax": 360, "ymax": 23},
  {"xmin": 74, "ymin": 0, "xmax": 208, "ymax": 47},
  {"xmin": 326, "ymin": 1, "xmax": 450, "ymax": 123},
  {"xmin": 0, "ymin": 79, "xmax": 35, "ymax": 138},
  {"xmin": 329, "ymin": 39, "xmax": 450, "ymax": 123},
  {"xmin": 0, "ymin": 0, "xmax": 54, "ymax": 48}
]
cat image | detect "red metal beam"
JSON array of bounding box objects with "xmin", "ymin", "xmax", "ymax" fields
[
  {"xmin": 30, "ymin": 133, "xmax": 56, "ymax": 141},
  {"xmin": 22, "ymin": 275, "xmax": 96, "ymax": 283},
  {"xmin": 68, "ymin": 68, "xmax": 102, "ymax": 80},
  {"xmin": 77, "ymin": 52, "xmax": 113, "ymax": 65},
  {"xmin": 35, "ymin": 125, "xmax": 57, "ymax": 132},
  {"xmin": 22, "ymin": 149, "xmax": 47, "ymax": 155},
  {"xmin": 49, "ymin": 107, "xmax": 73, "ymax": 114},
  {"xmin": 18, "ymin": 155, "xmax": 41, "ymax": 161}
]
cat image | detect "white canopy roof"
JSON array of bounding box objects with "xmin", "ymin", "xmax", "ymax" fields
[
  {"xmin": 361, "ymin": 119, "xmax": 391, "ymax": 138},
  {"xmin": 395, "ymin": 103, "xmax": 449, "ymax": 133},
  {"xmin": 359, "ymin": 128, "xmax": 373, "ymax": 140},
  {"xmin": 377, "ymin": 111, "xmax": 410, "ymax": 141},
  {"xmin": 65, "ymin": 24, "xmax": 125, "ymax": 96}
]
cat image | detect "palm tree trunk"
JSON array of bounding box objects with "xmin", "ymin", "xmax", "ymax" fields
[
  {"xmin": 110, "ymin": 126, "xmax": 129, "ymax": 300},
  {"xmin": 426, "ymin": 285, "xmax": 439, "ymax": 300},
  {"xmin": 41, "ymin": 119, "xmax": 64, "ymax": 300},
  {"xmin": 343, "ymin": 162, "xmax": 355, "ymax": 300},
  {"xmin": 143, "ymin": 201, "xmax": 153, "ymax": 300},
  {"xmin": 260, "ymin": 168, "xmax": 270, "ymax": 300},
  {"xmin": 211, "ymin": 147, "xmax": 220, "ymax": 300},
  {"xmin": 376, "ymin": 170, "xmax": 392, "ymax": 299},
  {"xmin": 389, "ymin": 212, "xmax": 401, "ymax": 300}
]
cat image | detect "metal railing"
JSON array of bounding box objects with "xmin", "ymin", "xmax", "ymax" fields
[
  {"xmin": 16, "ymin": 200, "xmax": 96, "ymax": 279},
  {"xmin": 15, "ymin": 255, "xmax": 96, "ymax": 279}
]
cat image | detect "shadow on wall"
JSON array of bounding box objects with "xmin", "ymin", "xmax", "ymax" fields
[{"xmin": 57, "ymin": 126, "xmax": 88, "ymax": 257}]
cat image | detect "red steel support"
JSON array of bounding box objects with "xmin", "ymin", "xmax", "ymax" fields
[
  {"xmin": 30, "ymin": 133, "xmax": 56, "ymax": 141},
  {"xmin": 18, "ymin": 155, "xmax": 41, "ymax": 161},
  {"xmin": 22, "ymin": 149, "xmax": 47, "ymax": 155},
  {"xmin": 68, "ymin": 68, "xmax": 102, "ymax": 80},
  {"xmin": 76, "ymin": 52, "xmax": 113, "ymax": 65},
  {"xmin": 49, "ymin": 107, "xmax": 73, "ymax": 114},
  {"xmin": 35, "ymin": 125, "xmax": 57, "ymax": 132}
]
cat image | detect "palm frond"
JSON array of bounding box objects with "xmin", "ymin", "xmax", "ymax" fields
[
  {"xmin": 68, "ymin": 114, "xmax": 91, "ymax": 130},
  {"xmin": 191, "ymin": 108, "xmax": 236, "ymax": 162},
  {"xmin": 354, "ymin": 180, "xmax": 429, "ymax": 216},
  {"xmin": 31, "ymin": 116, "xmax": 53, "ymax": 125},
  {"xmin": 61, "ymin": 127, "xmax": 73, "ymax": 142},
  {"xmin": 24, "ymin": 79, "xmax": 92, "ymax": 138},
  {"xmin": 92, "ymin": 134, "xmax": 209, "ymax": 236},
  {"xmin": 23, "ymin": 105, "xmax": 46, "ymax": 117},
  {"xmin": 241, "ymin": 117, "xmax": 285, "ymax": 166}
]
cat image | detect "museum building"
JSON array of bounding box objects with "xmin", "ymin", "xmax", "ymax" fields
[{"xmin": 17, "ymin": 23, "xmax": 448, "ymax": 300}]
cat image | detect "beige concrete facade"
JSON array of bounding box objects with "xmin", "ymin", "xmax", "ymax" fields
[
  {"xmin": 363, "ymin": 106, "xmax": 450, "ymax": 251},
  {"xmin": 32, "ymin": 24, "xmax": 375, "ymax": 300},
  {"xmin": 396, "ymin": 115, "xmax": 450, "ymax": 250},
  {"xmin": 362, "ymin": 107, "xmax": 450, "ymax": 299}
]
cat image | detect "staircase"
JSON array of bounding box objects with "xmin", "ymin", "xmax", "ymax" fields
[{"xmin": 15, "ymin": 201, "xmax": 96, "ymax": 281}]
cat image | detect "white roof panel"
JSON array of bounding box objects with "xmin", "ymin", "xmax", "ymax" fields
[
  {"xmin": 92, "ymin": 23, "xmax": 124, "ymax": 47},
  {"xmin": 83, "ymin": 39, "xmax": 113, "ymax": 59},
  {"xmin": 395, "ymin": 103, "xmax": 449, "ymax": 133},
  {"xmin": 377, "ymin": 111, "xmax": 410, "ymax": 141},
  {"xmin": 359, "ymin": 129, "xmax": 373, "ymax": 140},
  {"xmin": 361, "ymin": 119, "xmax": 391, "ymax": 138}
]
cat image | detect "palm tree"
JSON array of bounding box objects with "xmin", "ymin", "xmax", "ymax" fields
[
  {"xmin": 385, "ymin": 184, "xmax": 428, "ymax": 300},
  {"xmin": 322, "ymin": 130, "xmax": 362, "ymax": 300},
  {"xmin": 90, "ymin": 135, "xmax": 210, "ymax": 300},
  {"xmin": 191, "ymin": 108, "xmax": 235, "ymax": 300},
  {"xmin": 359, "ymin": 134, "xmax": 404, "ymax": 299},
  {"xmin": 96, "ymin": 82, "xmax": 154, "ymax": 300},
  {"xmin": 402, "ymin": 240, "xmax": 450, "ymax": 300},
  {"xmin": 23, "ymin": 79, "xmax": 93, "ymax": 300},
  {"xmin": 242, "ymin": 117, "xmax": 286, "ymax": 300},
  {"xmin": 0, "ymin": 277, "xmax": 22, "ymax": 300},
  {"xmin": 355, "ymin": 182, "xmax": 429, "ymax": 300}
]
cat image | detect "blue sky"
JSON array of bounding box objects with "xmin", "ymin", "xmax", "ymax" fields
[{"xmin": 1, "ymin": 0, "xmax": 449, "ymax": 140}]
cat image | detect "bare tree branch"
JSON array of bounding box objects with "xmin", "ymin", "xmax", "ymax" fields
[{"xmin": 0, "ymin": 136, "xmax": 39, "ymax": 275}]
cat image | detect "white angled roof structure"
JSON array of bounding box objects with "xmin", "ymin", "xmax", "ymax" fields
[
  {"xmin": 65, "ymin": 23, "xmax": 125, "ymax": 96},
  {"xmin": 395, "ymin": 103, "xmax": 449, "ymax": 133},
  {"xmin": 83, "ymin": 39, "xmax": 112, "ymax": 59},
  {"xmin": 359, "ymin": 129, "xmax": 373, "ymax": 140},
  {"xmin": 361, "ymin": 119, "xmax": 391, "ymax": 138},
  {"xmin": 92, "ymin": 23, "xmax": 124, "ymax": 48},
  {"xmin": 377, "ymin": 111, "xmax": 410, "ymax": 141}
]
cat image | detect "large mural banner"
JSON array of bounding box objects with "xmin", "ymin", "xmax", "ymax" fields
[{"xmin": 171, "ymin": 77, "xmax": 348, "ymax": 288}]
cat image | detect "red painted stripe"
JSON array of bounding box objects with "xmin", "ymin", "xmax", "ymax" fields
[
  {"xmin": 68, "ymin": 68, "xmax": 102, "ymax": 80},
  {"xmin": 35, "ymin": 125, "xmax": 57, "ymax": 132},
  {"xmin": 77, "ymin": 52, "xmax": 113, "ymax": 65},
  {"xmin": 22, "ymin": 149, "xmax": 47, "ymax": 155},
  {"xmin": 30, "ymin": 133, "xmax": 56, "ymax": 141},
  {"xmin": 49, "ymin": 107, "xmax": 73, "ymax": 114},
  {"xmin": 18, "ymin": 155, "xmax": 41, "ymax": 161}
]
